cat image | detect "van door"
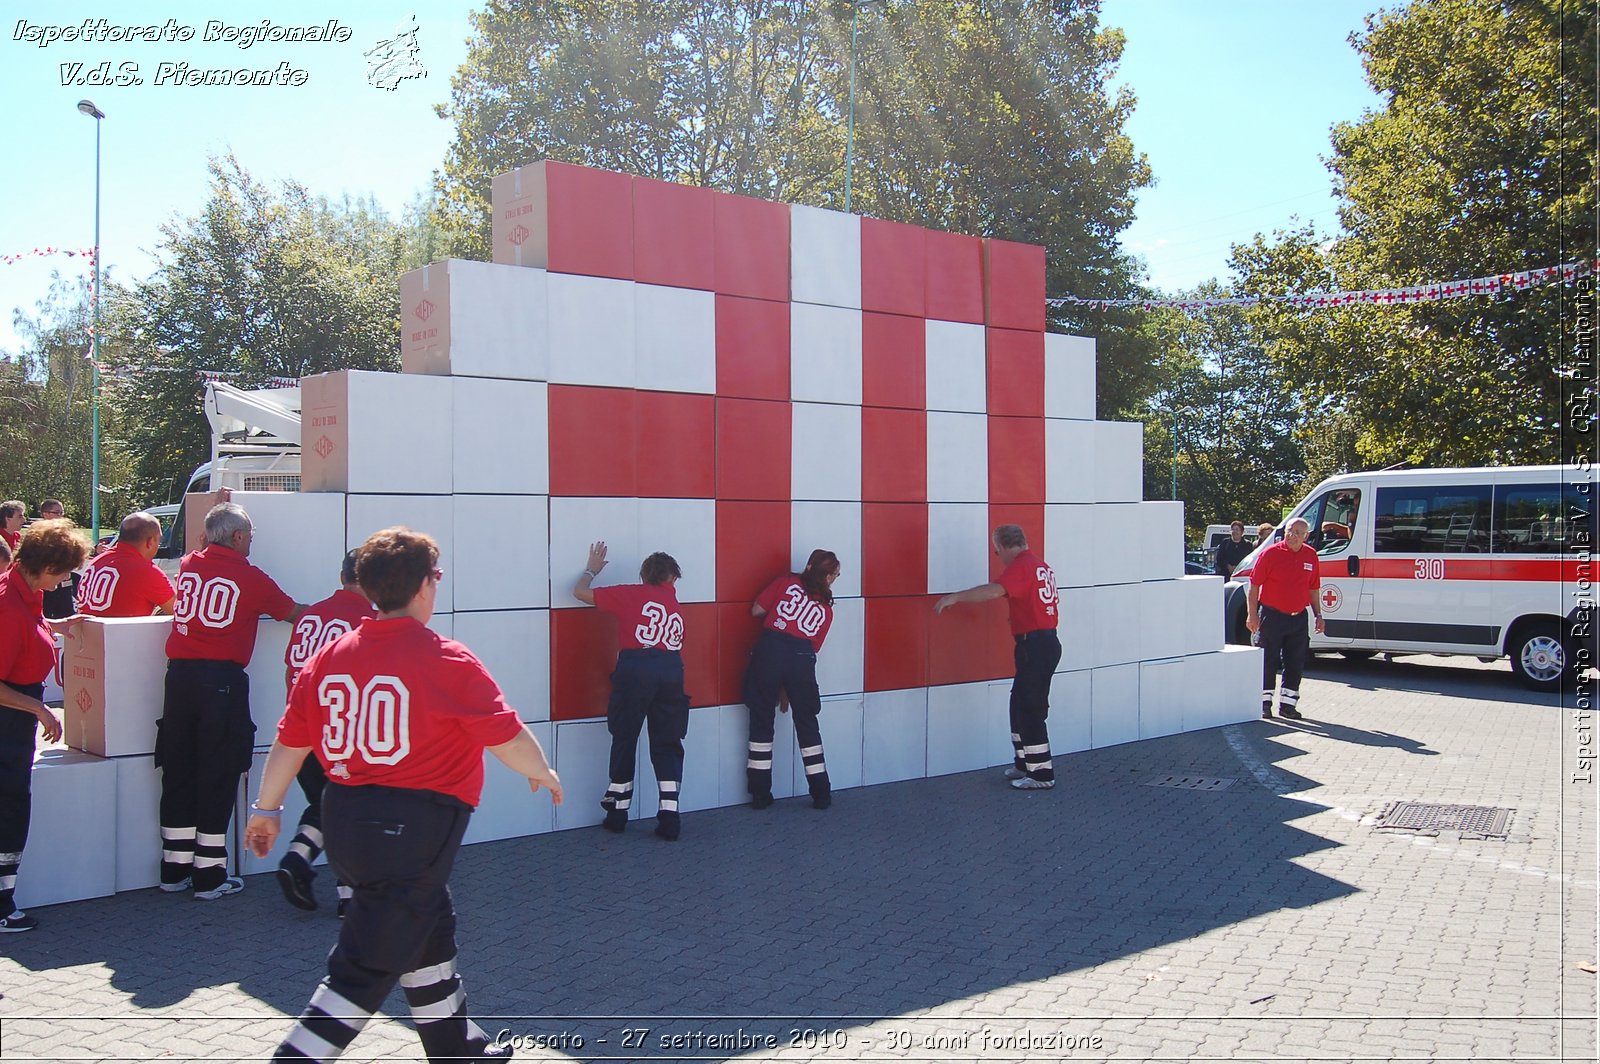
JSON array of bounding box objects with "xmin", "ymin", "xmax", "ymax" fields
[
  {"xmin": 1366, "ymin": 481, "xmax": 1497, "ymax": 653},
  {"xmin": 1296, "ymin": 482, "xmax": 1369, "ymax": 647}
]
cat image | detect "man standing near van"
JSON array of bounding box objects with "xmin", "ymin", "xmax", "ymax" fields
[
  {"xmin": 1214, "ymin": 521, "xmax": 1252, "ymax": 580},
  {"xmin": 1246, "ymin": 517, "xmax": 1323, "ymax": 720}
]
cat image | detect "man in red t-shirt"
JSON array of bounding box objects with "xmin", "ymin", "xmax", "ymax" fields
[
  {"xmin": 1247, "ymin": 517, "xmax": 1325, "ymax": 720},
  {"xmin": 157, "ymin": 502, "xmax": 306, "ymax": 900},
  {"xmin": 0, "ymin": 500, "xmax": 24, "ymax": 556},
  {"xmin": 575, "ymin": 542, "xmax": 691, "ymax": 839},
  {"xmin": 76, "ymin": 512, "xmax": 177, "ymax": 617},
  {"xmin": 245, "ymin": 526, "xmax": 561, "ymax": 1063},
  {"xmin": 274, "ymin": 549, "xmax": 374, "ymax": 915},
  {"xmin": 936, "ymin": 524, "xmax": 1063, "ymax": 789}
]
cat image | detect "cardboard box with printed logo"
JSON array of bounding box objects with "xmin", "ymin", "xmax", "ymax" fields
[{"xmin": 62, "ymin": 616, "xmax": 172, "ymax": 758}]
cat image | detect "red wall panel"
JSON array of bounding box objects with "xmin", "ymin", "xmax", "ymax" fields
[
  {"xmin": 678, "ymin": 601, "xmax": 720, "ymax": 708},
  {"xmin": 987, "ymin": 416, "xmax": 1046, "ymax": 505},
  {"xmin": 548, "ymin": 385, "xmax": 637, "ymax": 497},
  {"xmin": 635, "ymin": 391, "xmax": 716, "ymax": 498},
  {"xmin": 860, "ymin": 311, "xmax": 925, "ymax": 410},
  {"xmin": 861, "ymin": 407, "xmax": 927, "ymax": 503},
  {"xmin": 715, "ymin": 600, "xmax": 764, "ymax": 706},
  {"xmin": 986, "ymin": 328, "xmax": 1046, "ymax": 418},
  {"xmin": 715, "ymin": 398, "xmax": 791, "ymax": 501},
  {"xmin": 714, "ymin": 295, "xmax": 790, "ymax": 401},
  {"xmin": 984, "ymin": 238, "xmax": 1046, "ymax": 331},
  {"xmin": 928, "ymin": 595, "xmax": 1014, "ymax": 686},
  {"xmin": 715, "ymin": 501, "xmax": 792, "ymax": 605},
  {"xmin": 715, "ymin": 193, "xmax": 790, "ymax": 301},
  {"xmin": 550, "ymin": 607, "xmax": 620, "ymax": 721},
  {"xmin": 925, "ymin": 229, "xmax": 985, "ymax": 324},
  {"xmin": 861, "ymin": 218, "xmax": 927, "ymax": 317},
  {"xmin": 862, "ymin": 503, "xmax": 929, "ymax": 598},
  {"xmin": 546, "ymin": 162, "xmax": 634, "ymax": 280},
  {"xmin": 633, "ymin": 177, "xmax": 715, "ymax": 290},
  {"xmin": 864, "ymin": 595, "xmax": 931, "ymax": 691}
]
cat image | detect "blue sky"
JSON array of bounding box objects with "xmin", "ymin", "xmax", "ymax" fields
[{"xmin": 0, "ymin": 1, "xmax": 1382, "ymax": 357}]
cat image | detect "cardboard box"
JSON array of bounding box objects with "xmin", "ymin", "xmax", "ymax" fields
[
  {"xmin": 301, "ymin": 370, "xmax": 454, "ymax": 494},
  {"xmin": 790, "ymin": 402, "xmax": 862, "ymax": 503},
  {"xmin": 491, "ymin": 160, "xmax": 634, "ymax": 277},
  {"xmin": 789, "ymin": 303, "xmax": 862, "ymax": 406},
  {"xmin": 926, "ymin": 411, "xmax": 988, "ymax": 502},
  {"xmin": 862, "ymin": 687, "xmax": 928, "ymax": 785},
  {"xmin": 925, "ymin": 320, "xmax": 988, "ymax": 414},
  {"xmin": 1139, "ymin": 657, "xmax": 1185, "ymax": 739},
  {"xmin": 927, "ymin": 681, "xmax": 992, "ymax": 777},
  {"xmin": 453, "ymin": 378, "xmax": 549, "ymax": 496},
  {"xmin": 1089, "ymin": 662, "xmax": 1139, "ymax": 749},
  {"xmin": 399, "ymin": 259, "xmax": 550, "ymax": 380},
  {"xmin": 62, "ymin": 616, "xmax": 172, "ymax": 757}
]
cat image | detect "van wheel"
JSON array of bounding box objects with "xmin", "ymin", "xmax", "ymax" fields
[
  {"xmin": 1339, "ymin": 650, "xmax": 1377, "ymax": 661},
  {"xmin": 1510, "ymin": 623, "xmax": 1569, "ymax": 692}
]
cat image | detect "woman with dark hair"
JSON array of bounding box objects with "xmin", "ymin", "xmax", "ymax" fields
[
  {"xmin": 574, "ymin": 542, "xmax": 690, "ymax": 841},
  {"xmin": 743, "ymin": 549, "xmax": 841, "ymax": 811},
  {"xmin": 0, "ymin": 518, "xmax": 89, "ymax": 932}
]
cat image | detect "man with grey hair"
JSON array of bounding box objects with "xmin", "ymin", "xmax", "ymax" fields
[
  {"xmin": 158, "ymin": 502, "xmax": 306, "ymax": 899},
  {"xmin": 1246, "ymin": 516, "xmax": 1324, "ymax": 720},
  {"xmin": 936, "ymin": 524, "xmax": 1062, "ymax": 789}
]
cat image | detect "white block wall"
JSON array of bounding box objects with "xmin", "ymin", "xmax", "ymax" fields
[
  {"xmin": 347, "ymin": 494, "xmax": 456, "ymax": 612},
  {"xmin": 862, "ymin": 688, "xmax": 928, "ymax": 785},
  {"xmin": 17, "ymin": 750, "xmax": 117, "ymax": 908},
  {"xmin": 1043, "ymin": 333, "xmax": 1096, "ymax": 420},
  {"xmin": 818, "ymin": 598, "xmax": 865, "ymax": 697},
  {"xmin": 791, "ymin": 502, "xmax": 862, "ymax": 600},
  {"xmin": 792, "ymin": 402, "xmax": 862, "ymax": 501},
  {"xmin": 790, "ymin": 205, "xmax": 861, "ymax": 309},
  {"xmin": 547, "ymin": 273, "xmax": 636, "ymax": 387},
  {"xmin": 464, "ymin": 723, "xmax": 556, "ymax": 845},
  {"xmin": 404, "ymin": 259, "xmax": 550, "ymax": 380},
  {"xmin": 1090, "ymin": 663, "xmax": 1140, "ymax": 749},
  {"xmin": 451, "ymin": 610, "xmax": 550, "ymax": 720},
  {"xmin": 1138, "ymin": 657, "xmax": 1185, "ymax": 740},
  {"xmin": 1049, "ymin": 669, "xmax": 1093, "ymax": 755},
  {"xmin": 1139, "ymin": 579, "xmax": 1187, "ymax": 662},
  {"xmin": 1139, "ymin": 501, "xmax": 1186, "ymax": 580},
  {"xmin": 452, "ymin": 378, "xmax": 549, "ymax": 495},
  {"xmin": 790, "ymin": 304, "xmax": 863, "ymax": 406},
  {"xmin": 928, "ymin": 503, "xmax": 992, "ymax": 592},
  {"xmin": 453, "ymin": 495, "xmax": 550, "ymax": 611},
  {"xmin": 927, "ymin": 681, "xmax": 993, "ymax": 777},
  {"xmin": 925, "ymin": 321, "xmax": 986, "ymax": 413},
  {"xmin": 927, "ymin": 412, "xmax": 988, "ymax": 502},
  {"xmin": 548, "ymin": 497, "xmax": 640, "ymax": 607},
  {"xmin": 635, "ymin": 283, "xmax": 716, "ymax": 394}
]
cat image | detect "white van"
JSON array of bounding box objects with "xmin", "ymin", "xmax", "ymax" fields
[{"xmin": 1223, "ymin": 465, "xmax": 1596, "ymax": 691}]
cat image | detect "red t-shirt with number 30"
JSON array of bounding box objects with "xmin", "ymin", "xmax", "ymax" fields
[
  {"xmin": 996, "ymin": 550, "xmax": 1060, "ymax": 635},
  {"xmin": 755, "ymin": 575, "xmax": 834, "ymax": 652},
  {"xmin": 165, "ymin": 544, "xmax": 297, "ymax": 665},
  {"xmin": 593, "ymin": 583, "xmax": 685, "ymax": 651},
  {"xmin": 284, "ymin": 587, "xmax": 376, "ymax": 692}
]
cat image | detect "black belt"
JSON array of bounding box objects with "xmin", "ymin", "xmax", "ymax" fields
[{"xmin": 1261, "ymin": 604, "xmax": 1307, "ymax": 618}]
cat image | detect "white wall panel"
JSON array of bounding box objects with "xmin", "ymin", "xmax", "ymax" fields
[
  {"xmin": 452, "ymin": 378, "xmax": 549, "ymax": 495},
  {"xmin": 114, "ymin": 755, "xmax": 162, "ymax": 891},
  {"xmin": 552, "ymin": 720, "xmax": 613, "ymax": 830},
  {"xmin": 547, "ymin": 273, "xmax": 636, "ymax": 388},
  {"xmin": 791, "ymin": 205, "xmax": 861, "ymax": 309},
  {"xmin": 1049, "ymin": 669, "xmax": 1092, "ymax": 756},
  {"xmin": 1181, "ymin": 574, "xmax": 1226, "ymax": 655},
  {"xmin": 862, "ymin": 688, "xmax": 927, "ymax": 785},
  {"xmin": 1089, "ymin": 663, "xmax": 1139, "ymax": 749},
  {"xmin": 1043, "ymin": 332, "xmax": 1096, "ymax": 420},
  {"xmin": 1045, "ymin": 419, "xmax": 1096, "ymax": 504},
  {"xmin": 346, "ymin": 494, "xmax": 456, "ymax": 613},
  {"xmin": 464, "ymin": 723, "xmax": 557, "ymax": 845},
  {"xmin": 454, "ymin": 495, "xmax": 549, "ymax": 611},
  {"xmin": 636, "ymin": 498, "xmax": 716, "ymax": 604},
  {"xmin": 229, "ymin": 491, "xmax": 348, "ymax": 606},
  {"xmin": 926, "ymin": 411, "xmax": 988, "ymax": 502},
  {"xmin": 245, "ymin": 619, "xmax": 293, "ymax": 744},
  {"xmin": 548, "ymin": 497, "xmax": 640, "ymax": 608},
  {"xmin": 1045, "ymin": 503, "xmax": 1095, "ymax": 589},
  {"xmin": 633, "ymin": 704, "xmax": 733, "ymax": 818},
  {"xmin": 791, "ymin": 502, "xmax": 861, "ymax": 600},
  {"xmin": 402, "ymin": 259, "xmax": 549, "ymax": 380},
  {"xmin": 1094, "ymin": 420, "xmax": 1144, "ymax": 503},
  {"xmin": 16, "ymin": 751, "xmax": 117, "ymax": 908},
  {"xmin": 927, "ymin": 681, "xmax": 992, "ymax": 776},
  {"xmin": 927, "ymin": 503, "xmax": 991, "ymax": 593},
  {"xmin": 1139, "ymin": 500, "xmax": 1185, "ymax": 580},
  {"xmin": 791, "ymin": 402, "xmax": 862, "ymax": 502},
  {"xmin": 635, "ymin": 283, "xmax": 716, "ymax": 394},
  {"xmin": 985, "ymin": 681, "xmax": 1019, "ymax": 767},
  {"xmin": 1138, "ymin": 657, "xmax": 1185, "ymax": 740},
  {"xmin": 817, "ymin": 596, "xmax": 864, "ymax": 698},
  {"xmin": 1091, "ymin": 502, "xmax": 1142, "ymax": 586},
  {"xmin": 1091, "ymin": 583, "xmax": 1142, "ymax": 668},
  {"xmin": 451, "ymin": 610, "xmax": 550, "ymax": 721},
  {"xmin": 1056, "ymin": 586, "xmax": 1096, "ymax": 674},
  {"xmin": 790, "ymin": 303, "xmax": 862, "ymax": 406},
  {"xmin": 716, "ymin": 703, "xmax": 797, "ymax": 806},
  {"xmin": 924, "ymin": 320, "xmax": 987, "ymax": 414},
  {"xmin": 809, "ymin": 694, "xmax": 864, "ymax": 792},
  {"xmin": 1139, "ymin": 579, "xmax": 1187, "ymax": 663}
]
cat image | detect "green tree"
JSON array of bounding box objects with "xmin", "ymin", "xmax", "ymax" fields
[{"xmin": 1236, "ymin": 0, "xmax": 1597, "ymax": 467}]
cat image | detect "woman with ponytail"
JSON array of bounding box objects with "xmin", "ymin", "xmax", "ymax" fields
[{"xmin": 743, "ymin": 549, "xmax": 841, "ymax": 810}]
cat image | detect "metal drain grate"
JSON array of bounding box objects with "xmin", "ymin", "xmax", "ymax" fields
[
  {"xmin": 1374, "ymin": 801, "xmax": 1513, "ymax": 837},
  {"xmin": 1143, "ymin": 774, "xmax": 1237, "ymax": 791}
]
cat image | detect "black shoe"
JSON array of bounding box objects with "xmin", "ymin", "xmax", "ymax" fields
[
  {"xmin": 276, "ymin": 858, "xmax": 318, "ymax": 911},
  {"xmin": 654, "ymin": 812, "xmax": 681, "ymax": 841},
  {"xmin": 811, "ymin": 790, "xmax": 832, "ymax": 810},
  {"xmin": 601, "ymin": 809, "xmax": 628, "ymax": 834},
  {"xmin": 1261, "ymin": 707, "xmax": 1274, "ymax": 719},
  {"xmin": 1279, "ymin": 706, "xmax": 1303, "ymax": 720},
  {"xmin": 336, "ymin": 898, "xmax": 349, "ymax": 919},
  {"xmin": 0, "ymin": 910, "xmax": 37, "ymax": 933},
  {"xmin": 751, "ymin": 793, "xmax": 774, "ymax": 810}
]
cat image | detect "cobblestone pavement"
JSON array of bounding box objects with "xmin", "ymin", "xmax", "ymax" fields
[{"xmin": 0, "ymin": 654, "xmax": 1594, "ymax": 1063}]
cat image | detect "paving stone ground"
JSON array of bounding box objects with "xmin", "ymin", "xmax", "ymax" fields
[{"xmin": 0, "ymin": 653, "xmax": 1594, "ymax": 1063}]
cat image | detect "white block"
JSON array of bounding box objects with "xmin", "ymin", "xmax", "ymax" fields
[
  {"xmin": 1043, "ymin": 333, "xmax": 1096, "ymax": 420},
  {"xmin": 229, "ymin": 490, "xmax": 347, "ymax": 606},
  {"xmin": 464, "ymin": 723, "xmax": 556, "ymax": 845},
  {"xmin": 1095, "ymin": 420, "xmax": 1144, "ymax": 502},
  {"xmin": 927, "ymin": 682, "xmax": 991, "ymax": 776},
  {"xmin": 1045, "ymin": 504, "xmax": 1095, "ymax": 589},
  {"xmin": 1221, "ymin": 644, "xmax": 1265, "ymax": 720},
  {"xmin": 925, "ymin": 320, "xmax": 987, "ymax": 414},
  {"xmin": 452, "ymin": 378, "xmax": 549, "ymax": 495},
  {"xmin": 791, "ymin": 204, "xmax": 861, "ymax": 309},
  {"xmin": 636, "ymin": 498, "xmax": 716, "ymax": 604},
  {"xmin": 791, "ymin": 502, "xmax": 862, "ymax": 601},
  {"xmin": 451, "ymin": 610, "xmax": 550, "ymax": 721},
  {"xmin": 429, "ymin": 613, "xmax": 453, "ymax": 639},
  {"xmin": 1091, "ymin": 583, "xmax": 1143, "ymax": 668},
  {"xmin": 790, "ymin": 304, "xmax": 862, "ymax": 406},
  {"xmin": 400, "ymin": 259, "xmax": 549, "ymax": 380},
  {"xmin": 635, "ymin": 283, "xmax": 716, "ymax": 394},
  {"xmin": 818, "ymin": 597, "xmax": 864, "ymax": 698},
  {"xmin": 548, "ymin": 497, "xmax": 640, "ymax": 608},
  {"xmin": 927, "ymin": 503, "xmax": 991, "ymax": 592},
  {"xmin": 1139, "ymin": 501, "xmax": 1186, "ymax": 580},
  {"xmin": 1139, "ymin": 657, "xmax": 1186, "ymax": 740},
  {"xmin": 1181, "ymin": 575, "xmax": 1226, "ymax": 655},
  {"xmin": 245, "ymin": 619, "xmax": 293, "ymax": 742},
  {"xmin": 114, "ymin": 755, "xmax": 162, "ymax": 891},
  {"xmin": 1092, "ymin": 502, "xmax": 1142, "ymax": 586},
  {"xmin": 809, "ymin": 695, "xmax": 864, "ymax": 791},
  {"xmin": 862, "ymin": 688, "xmax": 927, "ymax": 785},
  {"xmin": 1056, "ymin": 586, "xmax": 1096, "ymax": 674},
  {"xmin": 717, "ymin": 703, "xmax": 797, "ymax": 806},
  {"xmin": 1045, "ymin": 418, "xmax": 1096, "ymax": 504},
  {"xmin": 302, "ymin": 370, "xmax": 454, "ymax": 495},
  {"xmin": 552, "ymin": 719, "xmax": 612, "ymax": 830},
  {"xmin": 16, "ymin": 750, "xmax": 117, "ymax": 908},
  {"xmin": 634, "ymin": 703, "xmax": 730, "ymax": 817},
  {"xmin": 1181, "ymin": 652, "xmax": 1238, "ymax": 733},
  {"xmin": 985, "ymin": 681, "xmax": 1019, "ymax": 766},
  {"xmin": 61, "ymin": 616, "xmax": 170, "ymax": 758},
  {"xmin": 235, "ymin": 747, "xmax": 314, "ymax": 876},
  {"xmin": 453, "ymin": 495, "xmax": 549, "ymax": 611},
  {"xmin": 1090, "ymin": 663, "xmax": 1140, "ymax": 749},
  {"xmin": 43, "ymin": 637, "xmax": 62, "ymax": 705},
  {"xmin": 1139, "ymin": 579, "xmax": 1187, "ymax": 662},
  {"xmin": 926, "ymin": 412, "xmax": 988, "ymax": 502},
  {"xmin": 547, "ymin": 273, "xmax": 636, "ymax": 388},
  {"xmin": 346, "ymin": 494, "xmax": 455, "ymax": 613},
  {"xmin": 791, "ymin": 402, "xmax": 862, "ymax": 502},
  {"xmin": 1049, "ymin": 669, "xmax": 1092, "ymax": 756}
]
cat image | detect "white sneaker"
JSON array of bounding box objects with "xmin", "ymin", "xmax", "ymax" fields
[
  {"xmin": 1011, "ymin": 777, "xmax": 1056, "ymax": 790},
  {"xmin": 194, "ymin": 877, "xmax": 244, "ymax": 900},
  {"xmin": 159, "ymin": 878, "xmax": 191, "ymax": 893},
  {"xmin": 1003, "ymin": 766, "xmax": 1028, "ymax": 780}
]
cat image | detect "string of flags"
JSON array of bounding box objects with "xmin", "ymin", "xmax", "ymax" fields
[
  {"xmin": 2, "ymin": 246, "xmax": 96, "ymax": 266},
  {"xmin": 1052, "ymin": 256, "xmax": 1597, "ymax": 311}
]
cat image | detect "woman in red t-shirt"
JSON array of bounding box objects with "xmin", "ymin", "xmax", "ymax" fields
[
  {"xmin": 0, "ymin": 519, "xmax": 89, "ymax": 932},
  {"xmin": 574, "ymin": 542, "xmax": 690, "ymax": 840},
  {"xmin": 742, "ymin": 549, "xmax": 840, "ymax": 810}
]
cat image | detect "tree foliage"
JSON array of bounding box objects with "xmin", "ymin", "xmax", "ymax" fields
[{"xmin": 1236, "ymin": 0, "xmax": 1597, "ymax": 468}]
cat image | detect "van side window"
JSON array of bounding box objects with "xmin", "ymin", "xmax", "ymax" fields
[
  {"xmin": 1302, "ymin": 489, "xmax": 1361, "ymax": 554},
  {"xmin": 1373, "ymin": 485, "xmax": 1491, "ymax": 553},
  {"xmin": 1494, "ymin": 483, "xmax": 1563, "ymax": 553}
]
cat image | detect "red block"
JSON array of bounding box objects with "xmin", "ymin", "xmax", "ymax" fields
[
  {"xmin": 925, "ymin": 229, "xmax": 985, "ymax": 324},
  {"xmin": 984, "ymin": 238, "xmax": 1047, "ymax": 331},
  {"xmin": 678, "ymin": 602, "xmax": 720, "ymax": 708},
  {"xmin": 549, "ymin": 608, "xmax": 619, "ymax": 721},
  {"xmin": 864, "ymin": 595, "xmax": 931, "ymax": 692},
  {"xmin": 987, "ymin": 503, "xmax": 1045, "ymax": 582},
  {"xmin": 862, "ymin": 503, "xmax": 929, "ymax": 598},
  {"xmin": 548, "ymin": 385, "xmax": 636, "ymax": 497},
  {"xmin": 986, "ymin": 328, "xmax": 1046, "ymax": 418},
  {"xmin": 861, "ymin": 311, "xmax": 925, "ymax": 410},
  {"xmin": 715, "ymin": 398, "xmax": 791, "ymax": 501},
  {"xmin": 715, "ymin": 600, "xmax": 764, "ymax": 705},
  {"xmin": 635, "ymin": 391, "xmax": 715, "ymax": 498},
  {"xmin": 987, "ymin": 416, "xmax": 1046, "ymax": 504},
  {"xmin": 493, "ymin": 161, "xmax": 633, "ymax": 279},
  {"xmin": 928, "ymin": 596, "xmax": 1015, "ymax": 686},
  {"xmin": 715, "ymin": 295, "xmax": 790, "ymax": 401},
  {"xmin": 714, "ymin": 192, "xmax": 790, "ymax": 301},
  {"xmin": 633, "ymin": 177, "xmax": 715, "ymax": 290},
  {"xmin": 861, "ymin": 407, "xmax": 927, "ymax": 503},
  {"xmin": 716, "ymin": 501, "xmax": 791, "ymax": 604},
  {"xmin": 861, "ymin": 217, "xmax": 927, "ymax": 317}
]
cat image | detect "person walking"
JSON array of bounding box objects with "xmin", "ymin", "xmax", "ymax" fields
[
  {"xmin": 573, "ymin": 542, "xmax": 689, "ymax": 840},
  {"xmin": 246, "ymin": 526, "xmax": 562, "ymax": 1063},
  {"xmin": 743, "ymin": 549, "xmax": 841, "ymax": 811},
  {"xmin": 935, "ymin": 524, "xmax": 1062, "ymax": 789},
  {"xmin": 1246, "ymin": 516, "xmax": 1324, "ymax": 720}
]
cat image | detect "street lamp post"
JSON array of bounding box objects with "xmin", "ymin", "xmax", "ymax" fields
[
  {"xmin": 78, "ymin": 99, "xmax": 104, "ymax": 543},
  {"xmin": 844, "ymin": 0, "xmax": 882, "ymax": 214}
]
